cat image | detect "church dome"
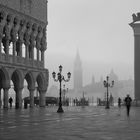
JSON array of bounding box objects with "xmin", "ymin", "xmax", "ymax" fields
[{"xmin": 108, "ymin": 69, "xmax": 118, "ymax": 82}]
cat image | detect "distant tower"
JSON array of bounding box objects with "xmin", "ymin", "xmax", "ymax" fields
[
  {"xmin": 130, "ymin": 13, "xmax": 140, "ymax": 100},
  {"xmin": 91, "ymin": 75, "xmax": 95, "ymax": 85},
  {"xmin": 74, "ymin": 50, "xmax": 83, "ymax": 90}
]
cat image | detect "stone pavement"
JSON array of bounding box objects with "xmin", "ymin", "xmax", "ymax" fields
[{"xmin": 0, "ymin": 106, "xmax": 140, "ymax": 140}]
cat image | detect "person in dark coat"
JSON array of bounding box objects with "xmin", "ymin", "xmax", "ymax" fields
[
  {"xmin": 118, "ymin": 97, "xmax": 122, "ymax": 108},
  {"xmin": 9, "ymin": 97, "xmax": 13, "ymax": 108},
  {"xmin": 124, "ymin": 94, "xmax": 132, "ymax": 116}
]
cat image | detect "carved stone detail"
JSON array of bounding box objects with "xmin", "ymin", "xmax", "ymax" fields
[
  {"xmin": 24, "ymin": 21, "xmax": 32, "ymax": 58},
  {"xmin": 36, "ymin": 26, "xmax": 43, "ymax": 50},
  {"xmin": 29, "ymin": 23, "xmax": 37, "ymax": 59},
  {"xmin": 2, "ymin": 14, "xmax": 13, "ymax": 54},
  {"xmin": 132, "ymin": 13, "xmax": 140, "ymax": 23},
  {"xmin": 11, "ymin": 17, "xmax": 20, "ymax": 56},
  {"xmin": 24, "ymin": 22, "xmax": 32, "ymax": 46},
  {"xmin": 16, "ymin": 19, "xmax": 26, "ymax": 56},
  {"xmin": 40, "ymin": 27, "xmax": 47, "ymax": 52}
]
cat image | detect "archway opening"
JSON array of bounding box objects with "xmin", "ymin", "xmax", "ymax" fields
[{"xmin": 8, "ymin": 80, "xmax": 15, "ymax": 108}]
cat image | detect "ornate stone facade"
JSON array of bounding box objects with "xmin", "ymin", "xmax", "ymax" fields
[{"xmin": 0, "ymin": 0, "xmax": 48, "ymax": 109}]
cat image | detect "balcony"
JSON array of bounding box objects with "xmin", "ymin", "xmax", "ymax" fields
[{"xmin": 0, "ymin": 53, "xmax": 44, "ymax": 69}]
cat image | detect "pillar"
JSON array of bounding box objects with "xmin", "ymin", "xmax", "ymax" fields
[
  {"xmin": 37, "ymin": 49, "xmax": 39, "ymax": 61},
  {"xmin": 15, "ymin": 87, "xmax": 23, "ymax": 109},
  {"xmin": 3, "ymin": 88, "xmax": 9, "ymax": 109},
  {"xmin": 0, "ymin": 38, "xmax": 2, "ymax": 60},
  {"xmin": 130, "ymin": 22, "xmax": 140, "ymax": 100},
  {"xmin": 39, "ymin": 89, "xmax": 46, "ymax": 107},
  {"xmin": 5, "ymin": 39, "xmax": 9, "ymax": 55},
  {"xmin": 31, "ymin": 47, "xmax": 34, "ymax": 60},
  {"xmin": 19, "ymin": 42, "xmax": 22, "ymax": 57},
  {"xmin": 29, "ymin": 88, "xmax": 35, "ymax": 108},
  {"xmin": 41, "ymin": 51, "xmax": 44, "ymax": 62},
  {"xmin": 26, "ymin": 44, "xmax": 29, "ymax": 59},
  {"xmin": 13, "ymin": 41, "xmax": 16, "ymax": 56},
  {"xmin": 0, "ymin": 89, "xmax": 2, "ymax": 108}
]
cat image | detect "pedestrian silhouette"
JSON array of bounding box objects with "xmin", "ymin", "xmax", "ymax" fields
[
  {"xmin": 9, "ymin": 97, "xmax": 13, "ymax": 108},
  {"xmin": 124, "ymin": 94, "xmax": 132, "ymax": 116},
  {"xmin": 118, "ymin": 97, "xmax": 121, "ymax": 108}
]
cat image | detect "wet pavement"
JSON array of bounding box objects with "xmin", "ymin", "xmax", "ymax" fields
[{"xmin": 0, "ymin": 106, "xmax": 140, "ymax": 140}]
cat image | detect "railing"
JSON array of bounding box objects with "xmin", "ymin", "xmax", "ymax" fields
[{"xmin": 0, "ymin": 53, "xmax": 44, "ymax": 69}]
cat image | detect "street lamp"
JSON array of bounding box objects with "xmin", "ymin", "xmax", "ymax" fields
[
  {"xmin": 103, "ymin": 76, "xmax": 114, "ymax": 109},
  {"xmin": 63, "ymin": 84, "xmax": 66, "ymax": 105},
  {"xmin": 52, "ymin": 65, "xmax": 71, "ymax": 113}
]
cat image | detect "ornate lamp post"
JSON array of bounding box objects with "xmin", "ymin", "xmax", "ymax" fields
[
  {"xmin": 103, "ymin": 76, "xmax": 114, "ymax": 109},
  {"xmin": 52, "ymin": 65, "xmax": 71, "ymax": 113},
  {"xmin": 62, "ymin": 84, "xmax": 66, "ymax": 105}
]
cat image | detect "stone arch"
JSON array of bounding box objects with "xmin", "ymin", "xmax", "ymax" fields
[
  {"xmin": 25, "ymin": 71, "xmax": 35, "ymax": 90},
  {"xmin": 11, "ymin": 69, "xmax": 24, "ymax": 90},
  {"xmin": 36, "ymin": 72, "xmax": 45, "ymax": 90},
  {"xmin": 0, "ymin": 67, "xmax": 10, "ymax": 88}
]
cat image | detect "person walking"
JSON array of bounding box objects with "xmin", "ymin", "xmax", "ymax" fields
[
  {"xmin": 9, "ymin": 97, "xmax": 13, "ymax": 108},
  {"xmin": 124, "ymin": 94, "xmax": 132, "ymax": 116},
  {"xmin": 118, "ymin": 97, "xmax": 122, "ymax": 108}
]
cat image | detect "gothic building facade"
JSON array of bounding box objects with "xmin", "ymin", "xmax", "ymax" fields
[{"xmin": 0, "ymin": 0, "xmax": 48, "ymax": 109}]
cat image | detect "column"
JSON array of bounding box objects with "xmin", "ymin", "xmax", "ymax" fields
[
  {"xmin": 130, "ymin": 22, "xmax": 140, "ymax": 100},
  {"xmin": 13, "ymin": 41, "xmax": 16, "ymax": 56},
  {"xmin": 134, "ymin": 35, "xmax": 140, "ymax": 100},
  {"xmin": 5, "ymin": 38, "xmax": 9, "ymax": 55},
  {"xmin": 41, "ymin": 51, "xmax": 44, "ymax": 62},
  {"xmin": 19, "ymin": 42, "xmax": 22, "ymax": 57},
  {"xmin": 39, "ymin": 90, "xmax": 46, "ymax": 107},
  {"xmin": 26, "ymin": 44, "xmax": 29, "ymax": 59},
  {"xmin": 29, "ymin": 89, "xmax": 35, "ymax": 108},
  {"xmin": 16, "ymin": 40, "xmax": 22, "ymax": 57},
  {"xmin": 3, "ymin": 88, "xmax": 9, "ymax": 109},
  {"xmin": 37, "ymin": 49, "xmax": 39, "ymax": 61},
  {"xmin": 31, "ymin": 46, "xmax": 34, "ymax": 60},
  {"xmin": 15, "ymin": 88, "xmax": 23, "ymax": 109},
  {"xmin": 0, "ymin": 38, "xmax": 2, "ymax": 60},
  {"xmin": 0, "ymin": 89, "xmax": 2, "ymax": 108}
]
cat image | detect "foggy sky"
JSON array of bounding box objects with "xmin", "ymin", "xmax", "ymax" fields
[{"xmin": 45, "ymin": 0, "xmax": 140, "ymax": 89}]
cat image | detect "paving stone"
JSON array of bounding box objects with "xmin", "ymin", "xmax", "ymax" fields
[{"xmin": 0, "ymin": 106, "xmax": 140, "ymax": 140}]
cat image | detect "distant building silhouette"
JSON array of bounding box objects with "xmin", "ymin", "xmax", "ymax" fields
[
  {"xmin": 109, "ymin": 69, "xmax": 118, "ymax": 82},
  {"xmin": 74, "ymin": 50, "xmax": 83, "ymax": 90}
]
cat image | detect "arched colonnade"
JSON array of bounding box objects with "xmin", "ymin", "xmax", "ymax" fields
[{"xmin": 0, "ymin": 67, "xmax": 48, "ymax": 109}]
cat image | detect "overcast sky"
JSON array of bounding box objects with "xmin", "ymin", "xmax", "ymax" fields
[{"xmin": 45, "ymin": 0, "xmax": 140, "ymax": 89}]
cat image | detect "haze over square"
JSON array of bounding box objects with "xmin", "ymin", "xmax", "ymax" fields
[{"xmin": 46, "ymin": 0, "xmax": 140, "ymax": 89}]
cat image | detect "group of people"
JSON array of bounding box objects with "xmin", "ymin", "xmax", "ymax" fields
[
  {"xmin": 118, "ymin": 94, "xmax": 132, "ymax": 116},
  {"xmin": 4, "ymin": 95, "xmax": 134, "ymax": 117}
]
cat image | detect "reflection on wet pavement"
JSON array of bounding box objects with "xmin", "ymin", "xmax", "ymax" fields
[{"xmin": 0, "ymin": 106, "xmax": 140, "ymax": 140}]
